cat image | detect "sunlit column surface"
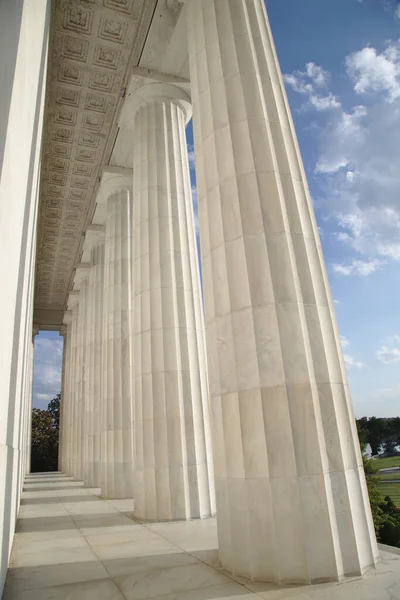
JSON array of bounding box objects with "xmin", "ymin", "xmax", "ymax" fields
[
  {"xmin": 73, "ymin": 266, "xmax": 90, "ymax": 482},
  {"xmin": 59, "ymin": 314, "xmax": 72, "ymax": 474},
  {"xmin": 97, "ymin": 170, "xmax": 133, "ymax": 499},
  {"xmin": 128, "ymin": 82, "xmax": 214, "ymax": 521},
  {"xmin": 187, "ymin": 0, "xmax": 379, "ymax": 583},
  {"xmin": 83, "ymin": 227, "xmax": 105, "ymax": 487},
  {"xmin": 66, "ymin": 293, "xmax": 79, "ymax": 477}
]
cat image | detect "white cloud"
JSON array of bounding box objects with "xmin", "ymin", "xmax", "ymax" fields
[
  {"xmin": 33, "ymin": 335, "xmax": 63, "ymax": 409},
  {"xmin": 358, "ymin": 0, "xmax": 400, "ymax": 22},
  {"xmin": 187, "ymin": 144, "xmax": 195, "ymax": 170},
  {"xmin": 340, "ymin": 335, "xmax": 350, "ymax": 348},
  {"xmin": 332, "ymin": 259, "xmax": 383, "ymax": 276},
  {"xmin": 191, "ymin": 185, "xmax": 199, "ymax": 235},
  {"xmin": 376, "ymin": 345, "xmax": 400, "ymax": 363},
  {"xmin": 346, "ymin": 44, "xmax": 400, "ymax": 101},
  {"xmin": 286, "ymin": 45, "xmax": 400, "ymax": 264},
  {"xmin": 344, "ymin": 354, "xmax": 366, "ymax": 369},
  {"xmin": 378, "ymin": 384, "xmax": 400, "ymax": 398},
  {"xmin": 284, "ymin": 62, "xmax": 341, "ymax": 112},
  {"xmin": 36, "ymin": 393, "xmax": 55, "ymax": 402}
]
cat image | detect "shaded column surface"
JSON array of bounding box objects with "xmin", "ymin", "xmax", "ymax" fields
[
  {"xmin": 84, "ymin": 227, "xmax": 105, "ymax": 488},
  {"xmin": 130, "ymin": 83, "xmax": 214, "ymax": 521},
  {"xmin": 73, "ymin": 267, "xmax": 90, "ymax": 482},
  {"xmin": 99, "ymin": 172, "xmax": 133, "ymax": 499},
  {"xmin": 187, "ymin": 0, "xmax": 378, "ymax": 583},
  {"xmin": 67, "ymin": 294, "xmax": 79, "ymax": 477},
  {"xmin": 59, "ymin": 314, "xmax": 72, "ymax": 474}
]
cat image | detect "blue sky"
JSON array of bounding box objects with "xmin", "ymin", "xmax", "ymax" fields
[{"xmin": 33, "ymin": 0, "xmax": 400, "ymax": 418}]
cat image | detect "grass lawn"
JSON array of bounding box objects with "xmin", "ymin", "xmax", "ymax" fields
[
  {"xmin": 377, "ymin": 482, "xmax": 400, "ymax": 507},
  {"xmin": 380, "ymin": 472, "xmax": 400, "ymax": 481},
  {"xmin": 372, "ymin": 456, "xmax": 400, "ymax": 469}
]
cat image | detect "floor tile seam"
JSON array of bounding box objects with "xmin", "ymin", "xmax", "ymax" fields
[
  {"xmin": 2, "ymin": 574, "xmax": 114, "ymax": 596},
  {"xmin": 124, "ymin": 581, "xmax": 260, "ymax": 600},
  {"xmin": 139, "ymin": 521, "xmax": 241, "ymax": 585},
  {"xmin": 64, "ymin": 486, "xmax": 111, "ymax": 519},
  {"xmin": 79, "ymin": 523, "xmax": 145, "ymax": 539}
]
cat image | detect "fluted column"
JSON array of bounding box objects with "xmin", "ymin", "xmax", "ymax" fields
[
  {"xmin": 67, "ymin": 293, "xmax": 79, "ymax": 477},
  {"xmin": 128, "ymin": 82, "xmax": 214, "ymax": 521},
  {"xmin": 59, "ymin": 315, "xmax": 72, "ymax": 473},
  {"xmin": 187, "ymin": 0, "xmax": 378, "ymax": 583},
  {"xmin": 83, "ymin": 226, "xmax": 105, "ymax": 487},
  {"xmin": 73, "ymin": 266, "xmax": 90, "ymax": 481},
  {"xmin": 26, "ymin": 326, "xmax": 38, "ymax": 474},
  {"xmin": 97, "ymin": 170, "xmax": 133, "ymax": 499}
]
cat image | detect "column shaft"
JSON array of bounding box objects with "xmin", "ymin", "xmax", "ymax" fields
[
  {"xmin": 131, "ymin": 85, "xmax": 214, "ymax": 521},
  {"xmin": 59, "ymin": 327, "xmax": 68, "ymax": 472},
  {"xmin": 86, "ymin": 241, "xmax": 105, "ymax": 487},
  {"xmin": 101, "ymin": 187, "xmax": 133, "ymax": 498},
  {"xmin": 61, "ymin": 325, "xmax": 71, "ymax": 474},
  {"xmin": 187, "ymin": 0, "xmax": 378, "ymax": 583},
  {"xmin": 69, "ymin": 303, "xmax": 80, "ymax": 477},
  {"xmin": 82, "ymin": 276, "xmax": 93, "ymax": 486}
]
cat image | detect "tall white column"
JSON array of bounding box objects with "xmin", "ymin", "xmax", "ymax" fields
[
  {"xmin": 187, "ymin": 0, "xmax": 378, "ymax": 583},
  {"xmin": 97, "ymin": 171, "xmax": 133, "ymax": 499},
  {"xmin": 83, "ymin": 226, "xmax": 105, "ymax": 488},
  {"xmin": 60, "ymin": 313, "xmax": 72, "ymax": 474},
  {"xmin": 58, "ymin": 326, "xmax": 66, "ymax": 473},
  {"xmin": 128, "ymin": 83, "xmax": 214, "ymax": 521},
  {"xmin": 25, "ymin": 326, "xmax": 38, "ymax": 474},
  {"xmin": 66, "ymin": 293, "xmax": 79, "ymax": 477},
  {"xmin": 73, "ymin": 266, "xmax": 90, "ymax": 481}
]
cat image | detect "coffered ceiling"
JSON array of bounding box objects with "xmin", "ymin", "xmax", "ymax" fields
[{"xmin": 34, "ymin": 0, "xmax": 158, "ymax": 328}]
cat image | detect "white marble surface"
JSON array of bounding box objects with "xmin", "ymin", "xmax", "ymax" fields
[
  {"xmin": 0, "ymin": 1, "xmax": 50, "ymax": 593},
  {"xmin": 3, "ymin": 473, "xmax": 400, "ymax": 600},
  {"xmin": 72, "ymin": 268, "xmax": 90, "ymax": 482},
  {"xmin": 130, "ymin": 82, "xmax": 215, "ymax": 521},
  {"xmin": 187, "ymin": 0, "xmax": 378, "ymax": 583},
  {"xmin": 98, "ymin": 173, "xmax": 133, "ymax": 499},
  {"xmin": 82, "ymin": 228, "xmax": 105, "ymax": 488}
]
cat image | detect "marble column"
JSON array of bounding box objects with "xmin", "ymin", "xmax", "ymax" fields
[
  {"xmin": 66, "ymin": 292, "xmax": 79, "ymax": 477},
  {"xmin": 73, "ymin": 265, "xmax": 90, "ymax": 481},
  {"xmin": 186, "ymin": 0, "xmax": 378, "ymax": 583},
  {"xmin": 83, "ymin": 226, "xmax": 105, "ymax": 488},
  {"xmin": 129, "ymin": 82, "xmax": 214, "ymax": 521},
  {"xmin": 60, "ymin": 312, "xmax": 72, "ymax": 474},
  {"xmin": 26, "ymin": 325, "xmax": 39, "ymax": 474},
  {"xmin": 97, "ymin": 170, "xmax": 133, "ymax": 499}
]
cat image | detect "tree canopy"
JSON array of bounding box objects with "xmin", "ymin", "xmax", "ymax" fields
[
  {"xmin": 31, "ymin": 393, "xmax": 60, "ymax": 472},
  {"xmin": 357, "ymin": 416, "xmax": 400, "ymax": 456}
]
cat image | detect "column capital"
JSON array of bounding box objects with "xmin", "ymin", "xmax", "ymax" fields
[
  {"xmin": 63, "ymin": 311, "xmax": 73, "ymax": 325},
  {"xmin": 59, "ymin": 325, "xmax": 67, "ymax": 337},
  {"xmin": 96, "ymin": 167, "xmax": 133, "ymax": 212},
  {"xmin": 67, "ymin": 290, "xmax": 79, "ymax": 309},
  {"xmin": 83, "ymin": 225, "xmax": 105, "ymax": 253},
  {"xmin": 73, "ymin": 263, "xmax": 90, "ymax": 289},
  {"xmin": 120, "ymin": 81, "xmax": 192, "ymax": 128}
]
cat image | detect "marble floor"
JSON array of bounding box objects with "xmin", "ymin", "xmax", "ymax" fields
[{"xmin": 3, "ymin": 473, "xmax": 400, "ymax": 600}]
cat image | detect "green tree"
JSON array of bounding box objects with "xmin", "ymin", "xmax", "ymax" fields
[
  {"xmin": 364, "ymin": 416, "xmax": 387, "ymax": 455},
  {"xmin": 30, "ymin": 394, "xmax": 60, "ymax": 472},
  {"xmin": 356, "ymin": 417, "xmax": 400, "ymax": 547}
]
